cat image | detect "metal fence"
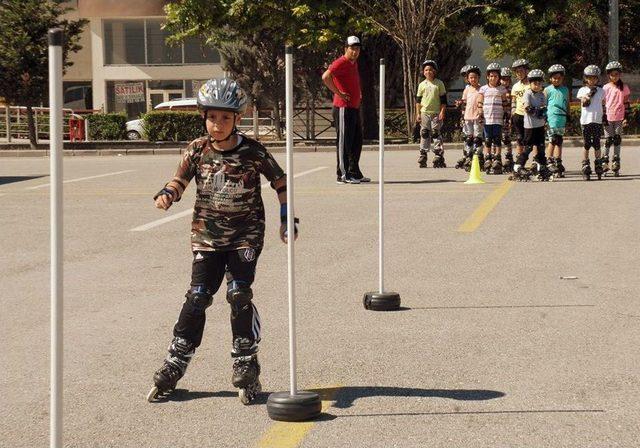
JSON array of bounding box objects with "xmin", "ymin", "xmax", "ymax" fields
[{"xmin": 0, "ymin": 106, "xmax": 98, "ymax": 142}]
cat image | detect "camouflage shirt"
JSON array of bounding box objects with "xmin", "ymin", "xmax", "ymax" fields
[{"xmin": 165, "ymin": 136, "xmax": 285, "ymax": 252}]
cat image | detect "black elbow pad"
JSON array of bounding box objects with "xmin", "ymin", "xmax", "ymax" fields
[{"xmin": 439, "ymin": 95, "xmax": 447, "ymax": 106}]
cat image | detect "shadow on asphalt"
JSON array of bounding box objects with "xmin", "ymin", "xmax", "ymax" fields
[
  {"xmin": 308, "ymin": 386, "xmax": 505, "ymax": 410},
  {"xmin": 371, "ymin": 179, "xmax": 458, "ymax": 185},
  {"xmin": 402, "ymin": 304, "xmax": 594, "ymax": 310},
  {"xmin": 334, "ymin": 408, "xmax": 605, "ymax": 418},
  {"xmin": 0, "ymin": 175, "xmax": 47, "ymax": 185},
  {"xmin": 555, "ymin": 172, "xmax": 640, "ymax": 182},
  {"xmin": 151, "ymin": 389, "xmax": 236, "ymax": 402}
]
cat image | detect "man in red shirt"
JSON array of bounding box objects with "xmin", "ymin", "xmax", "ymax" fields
[{"xmin": 322, "ymin": 36, "xmax": 369, "ymax": 184}]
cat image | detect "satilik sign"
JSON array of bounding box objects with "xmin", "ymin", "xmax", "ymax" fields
[{"xmin": 115, "ymin": 82, "xmax": 145, "ymax": 104}]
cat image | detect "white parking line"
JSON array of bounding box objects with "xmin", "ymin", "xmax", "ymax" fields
[
  {"xmin": 131, "ymin": 166, "xmax": 327, "ymax": 232},
  {"xmin": 27, "ymin": 170, "xmax": 135, "ymax": 190}
]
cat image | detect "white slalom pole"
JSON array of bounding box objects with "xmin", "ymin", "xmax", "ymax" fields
[
  {"xmin": 378, "ymin": 59, "xmax": 385, "ymax": 294},
  {"xmin": 266, "ymin": 46, "xmax": 320, "ymax": 422},
  {"xmin": 363, "ymin": 59, "xmax": 399, "ymax": 311},
  {"xmin": 48, "ymin": 28, "xmax": 64, "ymax": 448},
  {"xmin": 285, "ymin": 46, "xmax": 297, "ymax": 396}
]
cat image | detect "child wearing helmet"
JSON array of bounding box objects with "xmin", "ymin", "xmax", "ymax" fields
[
  {"xmin": 544, "ymin": 64, "xmax": 570, "ymax": 178},
  {"xmin": 500, "ymin": 67, "xmax": 515, "ymax": 172},
  {"xmin": 477, "ymin": 63, "xmax": 509, "ymax": 174},
  {"xmin": 147, "ymin": 78, "xmax": 294, "ymax": 404},
  {"xmin": 511, "ymin": 69, "xmax": 550, "ymax": 181},
  {"xmin": 415, "ymin": 59, "xmax": 447, "ymax": 168},
  {"xmin": 577, "ymin": 65, "xmax": 606, "ymax": 180},
  {"xmin": 602, "ymin": 61, "xmax": 631, "ymax": 176},
  {"xmin": 510, "ymin": 59, "xmax": 530, "ymax": 159},
  {"xmin": 460, "ymin": 65, "xmax": 484, "ymax": 171},
  {"xmin": 455, "ymin": 65, "xmax": 472, "ymax": 169}
]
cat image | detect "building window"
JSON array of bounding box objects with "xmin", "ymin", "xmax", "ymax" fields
[
  {"xmin": 146, "ymin": 19, "xmax": 182, "ymax": 64},
  {"xmin": 104, "ymin": 20, "xmax": 145, "ymax": 65},
  {"xmin": 63, "ymin": 82, "xmax": 93, "ymax": 110},
  {"xmin": 103, "ymin": 19, "xmax": 220, "ymax": 66},
  {"xmin": 184, "ymin": 37, "xmax": 220, "ymax": 64}
]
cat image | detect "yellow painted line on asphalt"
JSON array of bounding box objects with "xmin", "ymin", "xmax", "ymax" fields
[
  {"xmin": 458, "ymin": 180, "xmax": 514, "ymax": 233},
  {"xmin": 257, "ymin": 385, "xmax": 341, "ymax": 448}
]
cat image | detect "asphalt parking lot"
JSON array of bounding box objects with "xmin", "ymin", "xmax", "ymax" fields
[{"xmin": 1, "ymin": 147, "xmax": 639, "ymax": 447}]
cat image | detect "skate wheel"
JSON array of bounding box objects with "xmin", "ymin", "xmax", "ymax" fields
[
  {"xmin": 239, "ymin": 388, "xmax": 250, "ymax": 405},
  {"xmin": 147, "ymin": 386, "xmax": 159, "ymax": 402},
  {"xmin": 239, "ymin": 380, "xmax": 262, "ymax": 405}
]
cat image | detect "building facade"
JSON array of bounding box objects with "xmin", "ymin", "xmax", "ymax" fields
[{"xmin": 64, "ymin": 0, "xmax": 224, "ymax": 118}]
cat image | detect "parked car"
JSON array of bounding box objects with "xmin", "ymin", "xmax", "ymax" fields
[
  {"xmin": 125, "ymin": 98, "xmax": 197, "ymax": 140},
  {"xmin": 125, "ymin": 98, "xmax": 275, "ymax": 140}
]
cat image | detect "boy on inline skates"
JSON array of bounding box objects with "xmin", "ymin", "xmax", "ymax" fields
[
  {"xmin": 147, "ymin": 78, "xmax": 296, "ymax": 404},
  {"xmin": 577, "ymin": 66, "xmax": 606, "ymax": 180},
  {"xmin": 544, "ymin": 64, "xmax": 570, "ymax": 179},
  {"xmin": 511, "ymin": 69, "xmax": 550, "ymax": 181},
  {"xmin": 416, "ymin": 59, "xmax": 447, "ymax": 168},
  {"xmin": 477, "ymin": 63, "xmax": 509, "ymax": 174}
]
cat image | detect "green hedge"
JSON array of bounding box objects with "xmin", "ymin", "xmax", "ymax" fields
[
  {"xmin": 86, "ymin": 113, "xmax": 127, "ymax": 140},
  {"xmin": 143, "ymin": 111, "xmax": 203, "ymax": 142}
]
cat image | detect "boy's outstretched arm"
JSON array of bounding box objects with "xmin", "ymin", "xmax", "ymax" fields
[
  {"xmin": 273, "ymin": 175, "xmax": 298, "ymax": 243},
  {"xmin": 154, "ymin": 147, "xmax": 198, "ymax": 210}
]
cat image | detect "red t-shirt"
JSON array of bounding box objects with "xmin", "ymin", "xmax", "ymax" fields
[{"xmin": 328, "ymin": 56, "xmax": 361, "ymax": 109}]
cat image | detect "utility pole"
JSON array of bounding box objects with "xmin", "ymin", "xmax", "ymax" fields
[{"xmin": 609, "ymin": 0, "xmax": 619, "ymax": 61}]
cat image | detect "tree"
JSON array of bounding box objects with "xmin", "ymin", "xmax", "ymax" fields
[
  {"xmin": 0, "ymin": 0, "xmax": 86, "ymax": 149},
  {"xmin": 164, "ymin": 0, "xmax": 360, "ymax": 140},
  {"xmin": 343, "ymin": 0, "xmax": 497, "ymax": 136},
  {"xmin": 482, "ymin": 0, "xmax": 640, "ymax": 85}
]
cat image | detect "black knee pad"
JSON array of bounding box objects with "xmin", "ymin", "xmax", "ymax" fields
[
  {"xmin": 432, "ymin": 130, "xmax": 440, "ymax": 140},
  {"xmin": 605, "ymin": 136, "xmax": 614, "ymax": 147},
  {"xmin": 613, "ymin": 134, "xmax": 622, "ymax": 146},
  {"xmin": 473, "ymin": 137, "xmax": 483, "ymax": 147},
  {"xmin": 551, "ymin": 134, "xmax": 563, "ymax": 146},
  {"xmin": 227, "ymin": 281, "xmax": 253, "ymax": 312},
  {"xmin": 492, "ymin": 136, "xmax": 502, "ymax": 147},
  {"xmin": 420, "ymin": 127, "xmax": 431, "ymax": 139},
  {"xmin": 185, "ymin": 286, "xmax": 213, "ymax": 313},
  {"xmin": 465, "ymin": 136, "xmax": 474, "ymax": 147}
]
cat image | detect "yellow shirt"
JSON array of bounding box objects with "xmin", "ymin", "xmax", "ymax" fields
[
  {"xmin": 511, "ymin": 81, "xmax": 530, "ymax": 116},
  {"xmin": 417, "ymin": 79, "xmax": 446, "ymax": 115}
]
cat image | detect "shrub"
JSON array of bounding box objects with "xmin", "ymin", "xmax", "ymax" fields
[
  {"xmin": 143, "ymin": 111, "xmax": 203, "ymax": 142},
  {"xmin": 86, "ymin": 113, "xmax": 127, "ymax": 140}
]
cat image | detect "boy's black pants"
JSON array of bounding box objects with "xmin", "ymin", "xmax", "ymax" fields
[{"xmin": 173, "ymin": 248, "xmax": 261, "ymax": 350}]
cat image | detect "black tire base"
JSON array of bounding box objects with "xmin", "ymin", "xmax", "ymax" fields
[
  {"xmin": 267, "ymin": 391, "xmax": 322, "ymax": 421},
  {"xmin": 363, "ymin": 291, "xmax": 401, "ymax": 311}
]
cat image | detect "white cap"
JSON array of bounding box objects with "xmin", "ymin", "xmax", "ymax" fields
[{"xmin": 346, "ymin": 36, "xmax": 361, "ymax": 47}]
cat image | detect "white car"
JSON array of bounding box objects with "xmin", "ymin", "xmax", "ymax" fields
[
  {"xmin": 125, "ymin": 98, "xmax": 274, "ymax": 140},
  {"xmin": 125, "ymin": 98, "xmax": 197, "ymax": 140}
]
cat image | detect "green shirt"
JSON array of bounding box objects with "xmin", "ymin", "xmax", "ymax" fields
[
  {"xmin": 544, "ymin": 85, "xmax": 569, "ymax": 128},
  {"xmin": 417, "ymin": 79, "xmax": 446, "ymax": 115}
]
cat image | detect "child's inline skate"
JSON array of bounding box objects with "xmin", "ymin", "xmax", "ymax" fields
[
  {"xmin": 232, "ymin": 337, "xmax": 262, "ymax": 405},
  {"xmin": 581, "ymin": 159, "xmax": 592, "ymax": 181},
  {"xmin": 147, "ymin": 337, "xmax": 195, "ymax": 401}
]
